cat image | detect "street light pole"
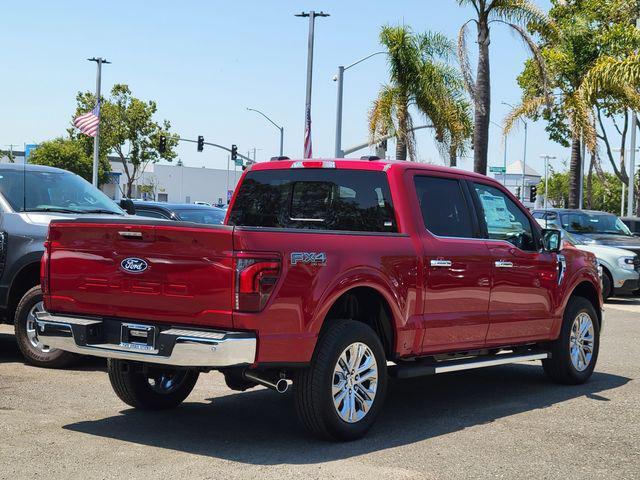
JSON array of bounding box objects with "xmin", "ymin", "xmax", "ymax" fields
[
  {"xmin": 502, "ymin": 102, "xmax": 528, "ymax": 202},
  {"xmin": 490, "ymin": 120, "xmax": 508, "ymax": 185},
  {"xmin": 246, "ymin": 107, "xmax": 284, "ymax": 157},
  {"xmin": 296, "ymin": 11, "xmax": 329, "ymax": 158},
  {"xmin": 88, "ymin": 57, "xmax": 110, "ymax": 187},
  {"xmin": 334, "ymin": 51, "xmax": 386, "ymax": 158}
]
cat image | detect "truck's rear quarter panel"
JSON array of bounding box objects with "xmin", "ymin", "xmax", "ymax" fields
[{"xmin": 233, "ymin": 228, "xmax": 421, "ymax": 363}]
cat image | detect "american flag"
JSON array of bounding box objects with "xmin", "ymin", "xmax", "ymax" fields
[
  {"xmin": 73, "ymin": 102, "xmax": 100, "ymax": 137},
  {"xmin": 303, "ymin": 105, "xmax": 312, "ymax": 158}
]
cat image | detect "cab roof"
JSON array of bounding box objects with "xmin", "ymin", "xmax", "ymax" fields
[{"xmin": 250, "ymin": 158, "xmax": 493, "ymax": 182}]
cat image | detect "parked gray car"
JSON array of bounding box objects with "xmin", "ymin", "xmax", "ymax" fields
[
  {"xmin": 533, "ymin": 208, "xmax": 640, "ymax": 256},
  {"xmin": 0, "ymin": 164, "xmax": 125, "ymax": 367}
]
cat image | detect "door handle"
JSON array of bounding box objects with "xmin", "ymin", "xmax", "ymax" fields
[
  {"xmin": 495, "ymin": 260, "xmax": 514, "ymax": 268},
  {"xmin": 430, "ymin": 259, "xmax": 453, "ymax": 268}
]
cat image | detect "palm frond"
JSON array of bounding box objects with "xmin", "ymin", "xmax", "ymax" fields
[
  {"xmin": 502, "ymin": 96, "xmax": 545, "ymax": 135},
  {"xmin": 457, "ymin": 20, "xmax": 477, "ymax": 101},
  {"xmin": 580, "ymin": 54, "xmax": 640, "ymax": 101},
  {"xmin": 368, "ymin": 84, "xmax": 399, "ymax": 143},
  {"xmin": 489, "ymin": 0, "xmax": 550, "ymax": 28}
]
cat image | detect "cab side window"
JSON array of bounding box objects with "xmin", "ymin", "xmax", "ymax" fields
[
  {"xmin": 414, "ymin": 176, "xmax": 474, "ymax": 238},
  {"xmin": 473, "ymin": 183, "xmax": 536, "ymax": 251}
]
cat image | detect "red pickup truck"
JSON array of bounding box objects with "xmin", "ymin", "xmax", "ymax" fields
[{"xmin": 36, "ymin": 158, "xmax": 602, "ymax": 440}]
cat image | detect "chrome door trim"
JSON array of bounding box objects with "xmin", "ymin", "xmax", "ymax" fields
[{"xmin": 430, "ymin": 259, "xmax": 453, "ymax": 268}]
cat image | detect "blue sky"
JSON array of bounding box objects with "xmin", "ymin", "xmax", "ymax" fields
[{"xmin": 1, "ymin": 0, "xmax": 571, "ymax": 175}]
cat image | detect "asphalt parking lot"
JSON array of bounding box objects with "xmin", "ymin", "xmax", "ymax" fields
[{"xmin": 1, "ymin": 300, "xmax": 639, "ymax": 480}]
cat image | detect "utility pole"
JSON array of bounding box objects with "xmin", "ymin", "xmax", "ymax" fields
[
  {"xmin": 541, "ymin": 155, "xmax": 557, "ymax": 210},
  {"xmin": 579, "ymin": 141, "xmax": 586, "ymax": 210},
  {"xmin": 296, "ymin": 11, "xmax": 329, "ymax": 158},
  {"xmin": 4, "ymin": 144, "xmax": 18, "ymax": 163},
  {"xmin": 522, "ymin": 121, "xmax": 528, "ymax": 203},
  {"xmin": 627, "ymin": 17, "xmax": 640, "ymax": 216},
  {"xmin": 88, "ymin": 57, "xmax": 110, "ymax": 187}
]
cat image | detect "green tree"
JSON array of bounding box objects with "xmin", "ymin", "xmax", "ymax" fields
[
  {"xmin": 509, "ymin": 0, "xmax": 640, "ymax": 208},
  {"xmin": 539, "ymin": 167, "xmax": 624, "ymax": 214},
  {"xmin": 72, "ymin": 84, "xmax": 179, "ymax": 197},
  {"xmin": 456, "ymin": 0, "xmax": 550, "ymax": 174},
  {"xmin": 28, "ymin": 137, "xmax": 111, "ymax": 185},
  {"xmin": 368, "ymin": 26, "xmax": 472, "ymax": 163}
]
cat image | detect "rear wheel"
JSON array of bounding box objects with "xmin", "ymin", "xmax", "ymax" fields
[
  {"xmin": 543, "ymin": 296, "xmax": 599, "ymax": 385},
  {"xmin": 108, "ymin": 359, "xmax": 199, "ymax": 410},
  {"xmin": 14, "ymin": 285, "xmax": 77, "ymax": 368},
  {"xmin": 294, "ymin": 320, "xmax": 387, "ymax": 441}
]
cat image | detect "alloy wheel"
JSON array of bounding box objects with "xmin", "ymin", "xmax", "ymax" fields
[
  {"xmin": 332, "ymin": 342, "xmax": 378, "ymax": 423},
  {"xmin": 569, "ymin": 312, "xmax": 595, "ymax": 372}
]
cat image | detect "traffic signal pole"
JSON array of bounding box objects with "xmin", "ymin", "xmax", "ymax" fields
[{"xmin": 177, "ymin": 137, "xmax": 253, "ymax": 163}]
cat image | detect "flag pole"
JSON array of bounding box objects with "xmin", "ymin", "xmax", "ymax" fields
[
  {"xmin": 88, "ymin": 57, "xmax": 109, "ymax": 187},
  {"xmin": 296, "ymin": 11, "xmax": 329, "ymax": 159}
]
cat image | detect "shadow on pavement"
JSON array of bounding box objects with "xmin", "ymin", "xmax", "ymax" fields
[
  {"xmin": 63, "ymin": 364, "xmax": 630, "ymax": 465},
  {"xmin": 0, "ymin": 331, "xmax": 106, "ymax": 371}
]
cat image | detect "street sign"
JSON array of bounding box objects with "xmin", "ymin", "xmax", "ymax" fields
[
  {"xmin": 489, "ymin": 166, "xmax": 506, "ymax": 173},
  {"xmin": 234, "ymin": 158, "xmax": 243, "ymax": 167},
  {"xmin": 25, "ymin": 144, "xmax": 38, "ymax": 161}
]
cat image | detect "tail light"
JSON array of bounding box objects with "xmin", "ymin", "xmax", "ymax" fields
[
  {"xmin": 234, "ymin": 256, "xmax": 281, "ymax": 312},
  {"xmin": 40, "ymin": 240, "xmax": 50, "ymax": 296}
]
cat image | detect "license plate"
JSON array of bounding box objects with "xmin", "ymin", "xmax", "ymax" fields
[{"xmin": 120, "ymin": 323, "xmax": 156, "ymax": 351}]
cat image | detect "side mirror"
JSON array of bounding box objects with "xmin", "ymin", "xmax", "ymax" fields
[
  {"xmin": 541, "ymin": 228, "xmax": 561, "ymax": 253},
  {"xmin": 119, "ymin": 198, "xmax": 136, "ymax": 215}
]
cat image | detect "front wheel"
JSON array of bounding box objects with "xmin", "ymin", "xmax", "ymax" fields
[
  {"xmin": 108, "ymin": 359, "xmax": 199, "ymax": 410},
  {"xmin": 294, "ymin": 320, "xmax": 387, "ymax": 441},
  {"xmin": 14, "ymin": 285, "xmax": 77, "ymax": 368},
  {"xmin": 543, "ymin": 296, "xmax": 600, "ymax": 385}
]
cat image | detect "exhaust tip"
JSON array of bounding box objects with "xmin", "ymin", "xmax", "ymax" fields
[{"xmin": 275, "ymin": 378, "xmax": 289, "ymax": 394}]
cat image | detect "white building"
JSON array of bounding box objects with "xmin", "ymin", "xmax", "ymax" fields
[
  {"xmin": 103, "ymin": 160, "xmax": 241, "ymax": 206},
  {"xmin": 492, "ymin": 160, "xmax": 542, "ymax": 209}
]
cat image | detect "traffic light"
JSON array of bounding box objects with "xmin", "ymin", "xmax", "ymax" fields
[
  {"xmin": 158, "ymin": 135, "xmax": 167, "ymax": 154},
  {"xmin": 530, "ymin": 185, "xmax": 538, "ymax": 203},
  {"xmin": 197, "ymin": 135, "xmax": 204, "ymax": 152},
  {"xmin": 231, "ymin": 144, "xmax": 238, "ymax": 161}
]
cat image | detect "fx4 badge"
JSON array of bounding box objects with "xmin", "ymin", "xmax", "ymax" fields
[{"xmin": 290, "ymin": 252, "xmax": 327, "ymax": 266}]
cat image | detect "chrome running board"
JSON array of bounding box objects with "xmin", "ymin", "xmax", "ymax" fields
[{"xmin": 390, "ymin": 351, "xmax": 549, "ymax": 379}]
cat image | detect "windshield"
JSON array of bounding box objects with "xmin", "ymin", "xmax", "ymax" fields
[
  {"xmin": 175, "ymin": 208, "xmax": 226, "ymax": 225},
  {"xmin": 560, "ymin": 212, "xmax": 632, "ymax": 236},
  {"xmin": 0, "ymin": 170, "xmax": 123, "ymax": 215}
]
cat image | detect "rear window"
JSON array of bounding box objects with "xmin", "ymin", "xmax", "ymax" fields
[{"xmin": 228, "ymin": 169, "xmax": 397, "ymax": 232}]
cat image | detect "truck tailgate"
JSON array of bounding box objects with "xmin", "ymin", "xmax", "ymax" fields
[{"xmin": 45, "ymin": 220, "xmax": 235, "ymax": 328}]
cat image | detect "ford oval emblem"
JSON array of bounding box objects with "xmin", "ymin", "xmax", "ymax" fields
[{"xmin": 121, "ymin": 257, "xmax": 148, "ymax": 274}]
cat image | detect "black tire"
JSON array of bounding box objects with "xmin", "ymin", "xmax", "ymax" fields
[
  {"xmin": 294, "ymin": 320, "xmax": 388, "ymax": 441},
  {"xmin": 601, "ymin": 269, "xmax": 612, "ymax": 300},
  {"xmin": 14, "ymin": 285, "xmax": 77, "ymax": 368},
  {"xmin": 543, "ymin": 296, "xmax": 600, "ymax": 385},
  {"xmin": 108, "ymin": 359, "xmax": 199, "ymax": 410}
]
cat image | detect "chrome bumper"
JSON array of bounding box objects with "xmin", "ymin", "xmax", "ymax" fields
[{"xmin": 35, "ymin": 312, "xmax": 256, "ymax": 367}]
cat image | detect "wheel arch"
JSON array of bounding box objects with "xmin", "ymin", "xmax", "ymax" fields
[
  {"xmin": 7, "ymin": 260, "xmax": 41, "ymax": 323},
  {"xmin": 568, "ymin": 280, "xmax": 602, "ymax": 328},
  {"xmin": 320, "ymin": 286, "xmax": 396, "ymax": 360}
]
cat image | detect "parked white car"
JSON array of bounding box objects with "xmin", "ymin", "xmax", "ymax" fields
[{"xmin": 536, "ymin": 220, "xmax": 639, "ymax": 299}]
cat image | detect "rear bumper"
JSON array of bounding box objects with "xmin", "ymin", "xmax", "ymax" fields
[{"xmin": 35, "ymin": 312, "xmax": 256, "ymax": 368}]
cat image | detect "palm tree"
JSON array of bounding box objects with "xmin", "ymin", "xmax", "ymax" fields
[
  {"xmin": 456, "ymin": 0, "xmax": 550, "ymax": 174},
  {"xmin": 369, "ymin": 26, "xmax": 472, "ymax": 163}
]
